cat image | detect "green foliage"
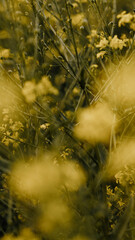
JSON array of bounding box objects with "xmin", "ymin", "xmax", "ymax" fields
[{"xmin": 0, "ymin": 0, "xmax": 135, "ymax": 240}]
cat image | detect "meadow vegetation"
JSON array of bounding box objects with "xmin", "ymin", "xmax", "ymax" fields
[{"xmin": 0, "ymin": 0, "xmax": 135, "ymax": 239}]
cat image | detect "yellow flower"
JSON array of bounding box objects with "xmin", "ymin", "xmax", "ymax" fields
[
  {"xmin": 91, "ymin": 30, "xmax": 97, "ymax": 37},
  {"xmin": 118, "ymin": 199, "xmax": 125, "ymax": 207},
  {"xmin": 87, "ymin": 30, "xmax": 97, "ymax": 40},
  {"xmin": 22, "ymin": 81, "xmax": 36, "ymax": 103},
  {"xmin": 40, "ymin": 123, "xmax": 50, "ymax": 130},
  {"xmin": 130, "ymin": 22, "xmax": 135, "ymax": 31},
  {"xmin": 71, "ymin": 13, "xmax": 85, "ymax": 26},
  {"xmin": 0, "ymin": 48, "xmax": 10, "ymax": 58},
  {"xmin": 97, "ymin": 51, "xmax": 106, "ymax": 59},
  {"xmin": 110, "ymin": 35, "xmax": 126, "ymax": 50},
  {"xmin": 74, "ymin": 102, "xmax": 116, "ymax": 144},
  {"xmin": 117, "ymin": 11, "xmax": 133, "ymax": 27},
  {"xmin": 37, "ymin": 76, "xmax": 58, "ymax": 96},
  {"xmin": 96, "ymin": 37, "xmax": 108, "ymax": 50}
]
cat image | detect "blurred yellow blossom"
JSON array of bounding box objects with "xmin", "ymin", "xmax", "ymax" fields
[
  {"xmin": 22, "ymin": 81, "xmax": 36, "ymax": 103},
  {"xmin": 104, "ymin": 140, "xmax": 135, "ymax": 178},
  {"xmin": 0, "ymin": 30, "xmax": 11, "ymax": 39},
  {"xmin": 10, "ymin": 155, "xmax": 86, "ymax": 199},
  {"xmin": 10, "ymin": 158, "xmax": 61, "ymax": 199},
  {"xmin": 97, "ymin": 51, "xmax": 106, "ymax": 59},
  {"xmin": 103, "ymin": 57, "xmax": 135, "ymax": 106},
  {"xmin": 61, "ymin": 161, "xmax": 86, "ymax": 191},
  {"xmin": 72, "ymin": 3, "xmax": 78, "ymax": 8},
  {"xmin": 38, "ymin": 199, "xmax": 71, "ymax": 233},
  {"xmin": 22, "ymin": 76, "xmax": 58, "ymax": 103},
  {"xmin": 109, "ymin": 35, "xmax": 126, "ymax": 50},
  {"xmin": 76, "ymin": 0, "xmax": 87, "ymax": 3},
  {"xmin": 1, "ymin": 228, "xmax": 39, "ymax": 240},
  {"xmin": 90, "ymin": 64, "xmax": 98, "ymax": 69},
  {"xmin": 130, "ymin": 22, "xmax": 135, "ymax": 31},
  {"xmin": 40, "ymin": 123, "xmax": 50, "ymax": 130},
  {"xmin": 73, "ymin": 87, "xmax": 81, "ymax": 95},
  {"xmin": 9, "ymin": 154, "xmax": 86, "ymax": 233},
  {"xmin": 72, "ymin": 235, "xmax": 90, "ymax": 240},
  {"xmin": 71, "ymin": 13, "xmax": 85, "ymax": 26},
  {"xmin": 117, "ymin": 11, "xmax": 133, "ymax": 27},
  {"xmin": 10, "ymin": 121, "xmax": 23, "ymax": 132},
  {"xmin": 0, "ymin": 48, "xmax": 10, "ymax": 58},
  {"xmin": 87, "ymin": 30, "xmax": 97, "ymax": 40},
  {"xmin": 91, "ymin": 30, "xmax": 97, "ymax": 37},
  {"xmin": 74, "ymin": 102, "xmax": 117, "ymax": 144},
  {"xmin": 2, "ymin": 108, "xmax": 9, "ymax": 115},
  {"xmin": 37, "ymin": 76, "xmax": 58, "ymax": 96},
  {"xmin": 96, "ymin": 37, "xmax": 108, "ymax": 50}
]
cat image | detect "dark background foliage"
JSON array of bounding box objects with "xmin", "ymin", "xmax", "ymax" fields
[{"xmin": 0, "ymin": 1, "xmax": 135, "ymax": 240}]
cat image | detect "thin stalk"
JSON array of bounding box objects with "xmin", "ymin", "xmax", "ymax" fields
[
  {"xmin": 94, "ymin": 1, "xmax": 110, "ymax": 36},
  {"xmin": 120, "ymin": 113, "xmax": 135, "ymax": 141},
  {"xmin": 44, "ymin": 5, "xmax": 62, "ymax": 22},
  {"xmin": 30, "ymin": 0, "xmax": 76, "ymax": 75},
  {"xmin": 10, "ymin": 0, "xmax": 26, "ymax": 86},
  {"xmin": 72, "ymin": 89, "xmax": 84, "ymax": 122},
  {"xmin": 35, "ymin": 0, "xmax": 75, "ymax": 61},
  {"xmin": 53, "ymin": 0, "xmax": 62, "ymax": 17},
  {"xmin": 64, "ymin": 0, "xmax": 80, "ymax": 68},
  {"xmin": 109, "ymin": 113, "xmax": 116, "ymax": 154},
  {"xmin": 7, "ymin": 191, "xmax": 12, "ymax": 231},
  {"xmin": 43, "ymin": 42, "xmax": 76, "ymax": 80},
  {"xmin": 33, "ymin": 7, "xmax": 39, "ymax": 77},
  {"xmin": 111, "ymin": 0, "xmax": 117, "ymax": 37}
]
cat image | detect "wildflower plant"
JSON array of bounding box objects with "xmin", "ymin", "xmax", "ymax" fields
[{"xmin": 0, "ymin": 0, "xmax": 135, "ymax": 240}]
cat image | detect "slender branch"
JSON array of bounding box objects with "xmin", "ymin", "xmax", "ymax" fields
[
  {"xmin": 94, "ymin": 1, "xmax": 110, "ymax": 36},
  {"xmin": 64, "ymin": 0, "xmax": 80, "ymax": 68},
  {"xmin": 111, "ymin": 0, "xmax": 117, "ymax": 37}
]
